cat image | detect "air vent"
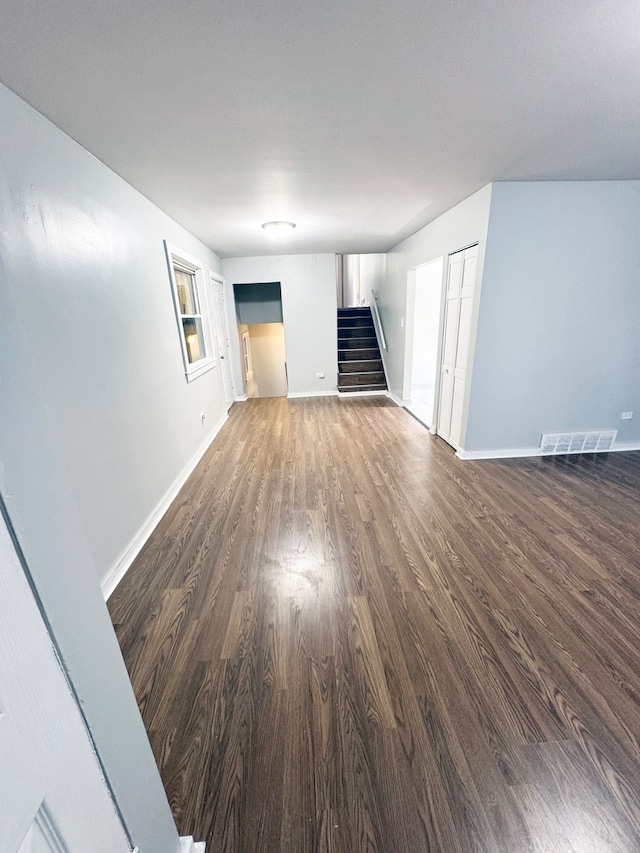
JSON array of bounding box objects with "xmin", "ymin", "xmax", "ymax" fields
[{"xmin": 540, "ymin": 430, "xmax": 617, "ymax": 455}]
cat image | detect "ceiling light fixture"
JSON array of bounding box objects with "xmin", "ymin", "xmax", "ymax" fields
[{"xmin": 261, "ymin": 220, "xmax": 296, "ymax": 236}]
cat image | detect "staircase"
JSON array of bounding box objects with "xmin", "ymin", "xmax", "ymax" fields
[{"xmin": 337, "ymin": 307, "xmax": 387, "ymax": 393}]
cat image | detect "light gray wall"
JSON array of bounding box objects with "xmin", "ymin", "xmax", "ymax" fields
[
  {"xmin": 359, "ymin": 253, "xmax": 387, "ymax": 306},
  {"xmin": 223, "ymin": 254, "xmax": 338, "ymax": 396},
  {"xmin": 465, "ymin": 181, "xmax": 640, "ymax": 452},
  {"xmin": 380, "ymin": 186, "xmax": 493, "ymax": 401},
  {"xmin": 0, "ymin": 82, "xmax": 232, "ymax": 853},
  {"xmin": 247, "ymin": 323, "xmax": 288, "ymax": 397}
]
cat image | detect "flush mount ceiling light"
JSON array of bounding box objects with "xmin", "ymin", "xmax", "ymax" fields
[{"xmin": 261, "ymin": 220, "xmax": 296, "ymax": 236}]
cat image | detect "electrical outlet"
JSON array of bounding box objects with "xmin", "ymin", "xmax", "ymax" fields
[{"xmin": 621, "ymin": 411, "xmax": 633, "ymax": 420}]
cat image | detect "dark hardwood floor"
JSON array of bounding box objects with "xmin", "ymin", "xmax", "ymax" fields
[{"xmin": 108, "ymin": 396, "xmax": 640, "ymax": 852}]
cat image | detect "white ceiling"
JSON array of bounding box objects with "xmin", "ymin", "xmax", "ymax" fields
[{"xmin": 0, "ymin": 1, "xmax": 638, "ymax": 258}]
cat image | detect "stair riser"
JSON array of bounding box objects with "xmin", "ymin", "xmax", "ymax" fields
[
  {"xmin": 337, "ymin": 326, "xmax": 376, "ymax": 338},
  {"xmin": 338, "ymin": 373, "xmax": 386, "ymax": 387},
  {"xmin": 339, "ymin": 348, "xmax": 380, "ymax": 361},
  {"xmin": 338, "ymin": 384, "xmax": 387, "ymax": 393},
  {"xmin": 337, "ymin": 318, "xmax": 374, "ymax": 329},
  {"xmin": 339, "ymin": 361, "xmax": 383, "ymax": 374},
  {"xmin": 338, "ymin": 338, "xmax": 377, "ymax": 349}
]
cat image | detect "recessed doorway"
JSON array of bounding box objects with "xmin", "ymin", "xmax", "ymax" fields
[
  {"xmin": 404, "ymin": 257, "xmax": 444, "ymax": 428},
  {"xmin": 234, "ymin": 282, "xmax": 288, "ymax": 398}
]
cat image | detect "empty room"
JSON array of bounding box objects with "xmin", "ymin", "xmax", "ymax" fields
[{"xmin": 0, "ymin": 2, "xmax": 639, "ymax": 853}]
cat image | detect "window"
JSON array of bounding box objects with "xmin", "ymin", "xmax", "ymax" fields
[{"xmin": 164, "ymin": 242, "xmax": 215, "ymax": 381}]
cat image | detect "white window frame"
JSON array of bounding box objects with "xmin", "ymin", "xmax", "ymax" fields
[{"xmin": 164, "ymin": 241, "xmax": 215, "ymax": 382}]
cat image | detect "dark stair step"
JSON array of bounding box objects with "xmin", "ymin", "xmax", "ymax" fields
[
  {"xmin": 338, "ymin": 337, "xmax": 377, "ymax": 349},
  {"xmin": 339, "ymin": 347, "xmax": 380, "ymax": 361},
  {"xmin": 337, "ymin": 317, "xmax": 374, "ymax": 329},
  {"xmin": 337, "ymin": 325, "xmax": 376, "ymax": 338},
  {"xmin": 339, "ymin": 359, "xmax": 383, "ymax": 374},
  {"xmin": 338, "ymin": 382, "xmax": 387, "ymax": 393},
  {"xmin": 336, "ymin": 306, "xmax": 386, "ymax": 393},
  {"xmin": 338, "ymin": 371, "xmax": 386, "ymax": 388}
]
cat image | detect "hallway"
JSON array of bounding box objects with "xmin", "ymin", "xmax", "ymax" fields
[{"xmin": 108, "ymin": 397, "xmax": 640, "ymax": 852}]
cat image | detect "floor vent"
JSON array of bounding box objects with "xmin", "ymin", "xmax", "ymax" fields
[{"xmin": 540, "ymin": 430, "xmax": 617, "ymax": 455}]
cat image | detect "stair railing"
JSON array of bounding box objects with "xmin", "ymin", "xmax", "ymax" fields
[{"xmin": 370, "ymin": 290, "xmax": 387, "ymax": 351}]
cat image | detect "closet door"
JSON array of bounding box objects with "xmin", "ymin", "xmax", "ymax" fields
[{"xmin": 437, "ymin": 245, "xmax": 478, "ymax": 448}]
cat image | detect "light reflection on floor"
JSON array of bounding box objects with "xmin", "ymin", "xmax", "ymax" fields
[{"xmin": 406, "ymin": 381, "xmax": 435, "ymax": 428}]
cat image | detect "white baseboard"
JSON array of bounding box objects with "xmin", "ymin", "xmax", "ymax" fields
[
  {"xmin": 456, "ymin": 446, "xmax": 540, "ymax": 460},
  {"xmin": 234, "ymin": 393, "xmax": 248, "ymax": 402},
  {"xmin": 336, "ymin": 390, "xmax": 387, "ymax": 398},
  {"xmin": 288, "ymin": 390, "xmax": 339, "ymax": 398},
  {"xmin": 101, "ymin": 412, "xmax": 229, "ymax": 600},
  {"xmin": 457, "ymin": 441, "xmax": 640, "ymax": 461},
  {"xmin": 179, "ymin": 837, "xmax": 206, "ymax": 853},
  {"xmin": 613, "ymin": 441, "xmax": 640, "ymax": 453},
  {"xmin": 387, "ymin": 391, "xmax": 403, "ymax": 406}
]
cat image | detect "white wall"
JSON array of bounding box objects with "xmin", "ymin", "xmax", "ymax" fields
[
  {"xmin": 223, "ymin": 254, "xmax": 338, "ymax": 396},
  {"xmin": 465, "ymin": 181, "xmax": 640, "ymax": 454},
  {"xmin": 248, "ymin": 323, "xmax": 288, "ymax": 397},
  {"xmin": 380, "ymin": 186, "xmax": 493, "ymax": 402},
  {"xmin": 359, "ymin": 253, "xmax": 387, "ymax": 306},
  {"xmin": 0, "ymin": 81, "xmax": 233, "ymax": 853}
]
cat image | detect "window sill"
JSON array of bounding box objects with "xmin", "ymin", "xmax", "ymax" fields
[{"xmin": 185, "ymin": 357, "xmax": 216, "ymax": 382}]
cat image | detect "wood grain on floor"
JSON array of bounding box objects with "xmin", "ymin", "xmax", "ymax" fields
[{"xmin": 108, "ymin": 396, "xmax": 640, "ymax": 852}]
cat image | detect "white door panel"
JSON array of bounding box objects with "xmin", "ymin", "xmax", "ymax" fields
[
  {"xmin": 450, "ymin": 377, "xmax": 466, "ymax": 446},
  {"xmin": 17, "ymin": 806, "xmax": 67, "ymax": 853},
  {"xmin": 447, "ymin": 255, "xmax": 463, "ymax": 293},
  {"xmin": 0, "ymin": 511, "xmax": 129, "ymax": 853},
  {"xmin": 207, "ymin": 275, "xmax": 234, "ymax": 407},
  {"xmin": 455, "ymin": 296, "xmax": 474, "ymax": 370},
  {"xmin": 437, "ymin": 244, "xmax": 478, "ymax": 448},
  {"xmin": 442, "ymin": 300, "xmax": 460, "ymax": 366},
  {"xmin": 437, "ymin": 371, "xmax": 454, "ymax": 438}
]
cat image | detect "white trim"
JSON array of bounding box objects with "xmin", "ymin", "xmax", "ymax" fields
[
  {"xmin": 335, "ymin": 390, "xmax": 386, "ymax": 398},
  {"xmin": 185, "ymin": 357, "xmax": 216, "ymax": 382},
  {"xmin": 387, "ymin": 391, "xmax": 404, "ymax": 406},
  {"xmin": 101, "ymin": 411, "xmax": 229, "ymax": 600},
  {"xmin": 288, "ymin": 390, "xmax": 339, "ymax": 398},
  {"xmin": 234, "ymin": 393, "xmax": 248, "ymax": 402},
  {"xmin": 179, "ymin": 837, "xmax": 206, "ymax": 853},
  {"xmin": 164, "ymin": 241, "xmax": 213, "ymax": 382},
  {"xmin": 456, "ymin": 441, "xmax": 640, "ymax": 461},
  {"xmin": 614, "ymin": 441, "xmax": 640, "ymax": 453},
  {"xmin": 456, "ymin": 446, "xmax": 541, "ymax": 460}
]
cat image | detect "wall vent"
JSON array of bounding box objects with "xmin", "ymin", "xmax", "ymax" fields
[{"xmin": 540, "ymin": 430, "xmax": 617, "ymax": 455}]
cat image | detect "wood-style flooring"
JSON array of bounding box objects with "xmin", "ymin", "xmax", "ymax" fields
[{"xmin": 108, "ymin": 396, "xmax": 640, "ymax": 852}]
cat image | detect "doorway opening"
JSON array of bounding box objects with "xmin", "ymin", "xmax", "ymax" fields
[
  {"xmin": 404, "ymin": 257, "xmax": 445, "ymax": 428},
  {"xmin": 233, "ymin": 282, "xmax": 288, "ymax": 398}
]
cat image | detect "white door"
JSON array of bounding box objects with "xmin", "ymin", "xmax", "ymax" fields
[
  {"xmin": 437, "ymin": 245, "xmax": 478, "ymax": 448},
  {"xmin": 0, "ymin": 508, "xmax": 130, "ymax": 853},
  {"xmin": 208, "ymin": 274, "xmax": 234, "ymax": 407}
]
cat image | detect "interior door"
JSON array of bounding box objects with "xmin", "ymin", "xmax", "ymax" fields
[
  {"xmin": 0, "ymin": 506, "xmax": 130, "ymax": 853},
  {"xmin": 437, "ymin": 244, "xmax": 478, "ymax": 448},
  {"xmin": 208, "ymin": 274, "xmax": 234, "ymax": 407}
]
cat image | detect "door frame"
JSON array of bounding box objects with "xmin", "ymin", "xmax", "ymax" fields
[
  {"xmin": 0, "ymin": 498, "xmax": 130, "ymax": 853},
  {"xmin": 207, "ymin": 271, "xmax": 235, "ymax": 408}
]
